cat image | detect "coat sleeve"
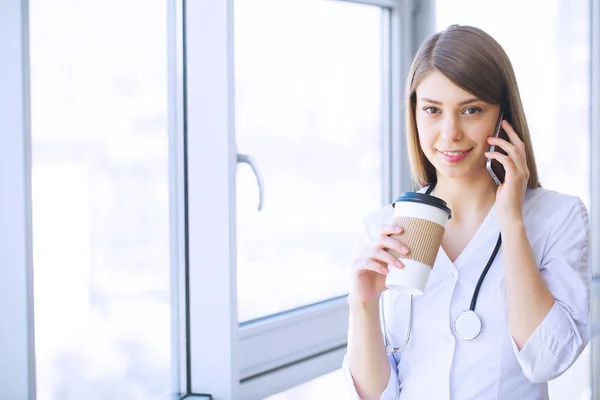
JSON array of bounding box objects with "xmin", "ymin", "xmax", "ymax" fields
[{"xmin": 511, "ymin": 196, "xmax": 591, "ymax": 383}]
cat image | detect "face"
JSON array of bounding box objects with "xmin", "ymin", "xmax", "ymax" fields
[{"xmin": 414, "ymin": 71, "xmax": 501, "ymax": 182}]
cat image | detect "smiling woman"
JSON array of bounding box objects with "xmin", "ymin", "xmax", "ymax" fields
[{"xmin": 342, "ymin": 24, "xmax": 590, "ymax": 400}]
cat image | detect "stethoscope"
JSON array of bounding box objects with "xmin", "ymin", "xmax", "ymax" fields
[{"xmin": 383, "ymin": 182, "xmax": 502, "ymax": 353}]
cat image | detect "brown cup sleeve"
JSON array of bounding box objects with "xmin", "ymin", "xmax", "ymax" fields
[{"xmin": 387, "ymin": 216, "xmax": 445, "ymax": 268}]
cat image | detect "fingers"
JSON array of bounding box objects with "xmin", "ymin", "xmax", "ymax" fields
[
  {"xmin": 487, "ymin": 137, "xmax": 522, "ymax": 170},
  {"xmin": 486, "ymin": 149, "xmax": 532, "ymax": 185},
  {"xmin": 370, "ymin": 230, "xmax": 409, "ymax": 272},
  {"xmin": 501, "ymin": 120, "xmax": 525, "ymax": 155},
  {"xmin": 353, "ymin": 224, "xmax": 408, "ymax": 276},
  {"xmin": 364, "ymin": 259, "xmax": 392, "ymax": 276},
  {"xmin": 485, "ymin": 151, "xmax": 515, "ymax": 174},
  {"xmin": 379, "ymin": 235, "xmax": 409, "ymax": 256},
  {"xmin": 362, "ymin": 254, "xmax": 404, "ymax": 277},
  {"xmin": 502, "ymin": 120, "xmax": 529, "ymax": 179},
  {"xmin": 372, "ymin": 248, "xmax": 404, "ymax": 269},
  {"xmin": 377, "ymin": 224, "xmax": 409, "ymax": 257},
  {"xmin": 354, "ymin": 243, "xmax": 406, "ymax": 276},
  {"xmin": 487, "ymin": 121, "xmax": 528, "ymax": 168},
  {"xmin": 379, "ymin": 224, "xmax": 403, "ymax": 236},
  {"xmin": 486, "ymin": 121, "xmax": 529, "ymax": 184}
]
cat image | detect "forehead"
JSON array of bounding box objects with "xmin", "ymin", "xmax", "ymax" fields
[{"xmin": 416, "ymin": 71, "xmax": 476, "ymax": 102}]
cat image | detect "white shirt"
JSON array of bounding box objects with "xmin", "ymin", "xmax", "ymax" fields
[{"xmin": 342, "ymin": 187, "xmax": 591, "ymax": 400}]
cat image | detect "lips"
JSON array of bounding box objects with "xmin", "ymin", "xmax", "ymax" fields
[{"xmin": 437, "ymin": 148, "xmax": 472, "ymax": 163}]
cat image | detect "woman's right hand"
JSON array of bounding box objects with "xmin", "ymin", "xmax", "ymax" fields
[{"xmin": 348, "ymin": 225, "xmax": 410, "ymax": 305}]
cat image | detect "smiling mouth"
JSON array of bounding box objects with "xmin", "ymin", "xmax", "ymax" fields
[
  {"xmin": 437, "ymin": 148, "xmax": 473, "ymax": 163},
  {"xmin": 438, "ymin": 149, "xmax": 472, "ymax": 156}
]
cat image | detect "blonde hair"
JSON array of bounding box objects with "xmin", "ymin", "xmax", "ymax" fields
[{"xmin": 405, "ymin": 25, "xmax": 540, "ymax": 189}]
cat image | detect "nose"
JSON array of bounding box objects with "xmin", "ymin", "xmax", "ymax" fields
[{"xmin": 440, "ymin": 116, "xmax": 462, "ymax": 141}]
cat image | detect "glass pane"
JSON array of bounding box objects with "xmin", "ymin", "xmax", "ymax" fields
[
  {"xmin": 436, "ymin": 1, "xmax": 591, "ymax": 399},
  {"xmin": 29, "ymin": 1, "xmax": 176, "ymax": 399},
  {"xmin": 234, "ymin": 0, "xmax": 384, "ymax": 322}
]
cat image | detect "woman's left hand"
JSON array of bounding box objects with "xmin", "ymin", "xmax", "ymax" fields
[{"xmin": 485, "ymin": 120, "xmax": 529, "ymax": 224}]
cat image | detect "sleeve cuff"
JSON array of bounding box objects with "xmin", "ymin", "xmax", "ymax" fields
[
  {"xmin": 511, "ymin": 301, "xmax": 577, "ymax": 382},
  {"xmin": 341, "ymin": 353, "xmax": 400, "ymax": 400}
]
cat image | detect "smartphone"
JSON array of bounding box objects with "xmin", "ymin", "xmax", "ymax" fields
[{"xmin": 486, "ymin": 110, "xmax": 509, "ymax": 185}]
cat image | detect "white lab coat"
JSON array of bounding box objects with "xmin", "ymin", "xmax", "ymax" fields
[{"xmin": 342, "ymin": 187, "xmax": 590, "ymax": 400}]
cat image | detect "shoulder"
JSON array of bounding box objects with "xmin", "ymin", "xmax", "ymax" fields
[
  {"xmin": 522, "ymin": 187, "xmax": 589, "ymax": 239},
  {"xmin": 523, "ymin": 187, "xmax": 587, "ymax": 219}
]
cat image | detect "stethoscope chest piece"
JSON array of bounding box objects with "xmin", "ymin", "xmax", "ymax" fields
[{"xmin": 453, "ymin": 310, "xmax": 482, "ymax": 340}]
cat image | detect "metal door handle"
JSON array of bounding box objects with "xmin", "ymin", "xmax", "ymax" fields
[{"xmin": 237, "ymin": 153, "xmax": 264, "ymax": 211}]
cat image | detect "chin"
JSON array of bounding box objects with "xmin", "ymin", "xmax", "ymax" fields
[
  {"xmin": 436, "ymin": 165, "xmax": 491, "ymax": 182},
  {"xmin": 433, "ymin": 163, "xmax": 479, "ymax": 181},
  {"xmin": 438, "ymin": 170, "xmax": 468, "ymax": 180}
]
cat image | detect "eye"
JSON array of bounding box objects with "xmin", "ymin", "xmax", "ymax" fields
[
  {"xmin": 423, "ymin": 106, "xmax": 440, "ymax": 114},
  {"xmin": 463, "ymin": 106, "xmax": 482, "ymax": 115}
]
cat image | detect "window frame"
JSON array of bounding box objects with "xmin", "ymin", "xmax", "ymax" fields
[
  {"xmin": 168, "ymin": 0, "xmax": 190, "ymax": 396},
  {"xmin": 0, "ymin": 0, "xmax": 36, "ymax": 398}
]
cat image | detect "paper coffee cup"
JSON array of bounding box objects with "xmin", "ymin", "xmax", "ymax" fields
[{"xmin": 386, "ymin": 192, "xmax": 451, "ymax": 295}]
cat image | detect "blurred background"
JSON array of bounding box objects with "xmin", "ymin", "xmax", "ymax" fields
[{"xmin": 2, "ymin": 0, "xmax": 599, "ymax": 399}]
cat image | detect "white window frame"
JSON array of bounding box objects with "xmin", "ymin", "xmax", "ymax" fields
[
  {"xmin": 168, "ymin": 0, "xmax": 191, "ymax": 396},
  {"xmin": 183, "ymin": 0, "xmax": 434, "ymax": 398},
  {"xmin": 0, "ymin": 0, "xmax": 36, "ymax": 399}
]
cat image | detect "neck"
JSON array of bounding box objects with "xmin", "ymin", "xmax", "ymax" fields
[{"xmin": 432, "ymin": 171, "xmax": 497, "ymax": 222}]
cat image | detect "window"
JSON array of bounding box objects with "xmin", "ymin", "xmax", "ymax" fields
[
  {"xmin": 29, "ymin": 0, "xmax": 176, "ymax": 398},
  {"xmin": 234, "ymin": 0, "xmax": 385, "ymax": 322}
]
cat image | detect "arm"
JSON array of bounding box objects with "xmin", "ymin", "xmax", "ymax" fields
[
  {"xmin": 501, "ymin": 218, "xmax": 554, "ymax": 349},
  {"xmin": 501, "ymin": 197, "xmax": 590, "ymax": 382},
  {"xmin": 342, "ymin": 214, "xmax": 401, "ymax": 400},
  {"xmin": 487, "ymin": 121, "xmax": 590, "ymax": 382},
  {"xmin": 345, "ymin": 298, "xmax": 396, "ymax": 400}
]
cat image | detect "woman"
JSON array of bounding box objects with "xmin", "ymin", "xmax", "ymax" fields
[{"xmin": 342, "ymin": 25, "xmax": 590, "ymax": 400}]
